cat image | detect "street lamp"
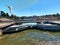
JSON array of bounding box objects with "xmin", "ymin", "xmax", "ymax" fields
[{"xmin": 8, "ymin": 5, "xmax": 13, "ymax": 15}]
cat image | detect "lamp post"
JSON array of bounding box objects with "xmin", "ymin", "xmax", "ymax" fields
[{"xmin": 8, "ymin": 6, "xmax": 13, "ymax": 15}]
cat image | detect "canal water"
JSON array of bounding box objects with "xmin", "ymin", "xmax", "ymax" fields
[
  {"xmin": 21, "ymin": 23, "xmax": 37, "ymax": 26},
  {"xmin": 1, "ymin": 23, "xmax": 60, "ymax": 45},
  {"xmin": 21, "ymin": 31, "xmax": 60, "ymax": 41},
  {"xmin": 19, "ymin": 23, "xmax": 60, "ymax": 41},
  {"xmin": 1, "ymin": 23, "xmax": 60, "ymax": 42}
]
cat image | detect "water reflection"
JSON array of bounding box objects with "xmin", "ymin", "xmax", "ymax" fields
[
  {"xmin": 21, "ymin": 23, "xmax": 37, "ymax": 26},
  {"xmin": 15, "ymin": 30, "xmax": 60, "ymax": 41}
]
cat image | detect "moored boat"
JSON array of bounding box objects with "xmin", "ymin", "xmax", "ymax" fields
[{"xmin": 36, "ymin": 21, "xmax": 60, "ymax": 31}]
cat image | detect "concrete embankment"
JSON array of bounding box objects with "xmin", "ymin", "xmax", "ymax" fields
[{"xmin": 0, "ymin": 22, "xmax": 15, "ymax": 35}]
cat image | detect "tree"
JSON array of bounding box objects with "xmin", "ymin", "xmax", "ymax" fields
[
  {"xmin": 14, "ymin": 15, "xmax": 20, "ymax": 19},
  {"xmin": 4, "ymin": 13, "xmax": 9, "ymax": 18},
  {"xmin": 10, "ymin": 14, "xmax": 14, "ymax": 19},
  {"xmin": 0, "ymin": 11, "xmax": 6, "ymax": 17},
  {"xmin": 56, "ymin": 13, "xmax": 60, "ymax": 17}
]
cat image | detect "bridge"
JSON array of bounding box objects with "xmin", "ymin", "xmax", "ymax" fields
[
  {"xmin": 13, "ymin": 19, "xmax": 60, "ymax": 25},
  {"xmin": 14, "ymin": 19, "xmax": 47, "ymax": 23}
]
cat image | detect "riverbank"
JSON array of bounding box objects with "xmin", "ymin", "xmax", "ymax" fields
[{"xmin": 0, "ymin": 29, "xmax": 60, "ymax": 45}]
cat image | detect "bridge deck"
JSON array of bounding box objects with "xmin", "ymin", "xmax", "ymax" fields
[
  {"xmin": 51, "ymin": 21, "xmax": 60, "ymax": 24},
  {"xmin": 0, "ymin": 22, "xmax": 15, "ymax": 29}
]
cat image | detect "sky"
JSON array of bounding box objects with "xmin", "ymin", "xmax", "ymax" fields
[{"xmin": 0, "ymin": 0, "xmax": 60, "ymax": 16}]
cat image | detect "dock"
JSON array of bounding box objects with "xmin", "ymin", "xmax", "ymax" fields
[
  {"xmin": 51, "ymin": 21, "xmax": 60, "ymax": 24},
  {"xmin": 0, "ymin": 18, "xmax": 14, "ymax": 35},
  {"xmin": 48, "ymin": 21, "xmax": 60, "ymax": 25},
  {"xmin": 0, "ymin": 22, "xmax": 15, "ymax": 35}
]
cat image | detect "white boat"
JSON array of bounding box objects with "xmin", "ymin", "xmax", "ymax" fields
[
  {"xmin": 3, "ymin": 23, "xmax": 37, "ymax": 33},
  {"xmin": 3, "ymin": 25, "xmax": 29, "ymax": 33}
]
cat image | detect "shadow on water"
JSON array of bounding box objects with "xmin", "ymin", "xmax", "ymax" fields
[
  {"xmin": 3, "ymin": 28, "xmax": 29, "ymax": 34},
  {"xmin": 3, "ymin": 28, "xmax": 60, "ymax": 35},
  {"xmin": 36, "ymin": 28, "xmax": 60, "ymax": 32}
]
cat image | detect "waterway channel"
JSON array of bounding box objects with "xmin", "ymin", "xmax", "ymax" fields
[
  {"xmin": 16, "ymin": 23, "xmax": 60, "ymax": 41},
  {"xmin": 2, "ymin": 23, "xmax": 60, "ymax": 41}
]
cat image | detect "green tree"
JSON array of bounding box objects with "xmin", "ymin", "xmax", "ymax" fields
[
  {"xmin": 56, "ymin": 13, "xmax": 60, "ymax": 17},
  {"xmin": 6, "ymin": 13, "xmax": 9, "ymax": 18},
  {"xmin": 0, "ymin": 11, "xmax": 6, "ymax": 17},
  {"xmin": 10, "ymin": 14, "xmax": 14, "ymax": 19}
]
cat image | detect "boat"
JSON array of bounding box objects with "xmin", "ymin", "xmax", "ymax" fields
[
  {"xmin": 2, "ymin": 25, "xmax": 29, "ymax": 33},
  {"xmin": 36, "ymin": 21, "xmax": 60, "ymax": 31},
  {"xmin": 2, "ymin": 23, "xmax": 37, "ymax": 33}
]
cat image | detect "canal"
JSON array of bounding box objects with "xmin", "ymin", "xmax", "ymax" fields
[
  {"xmin": 13, "ymin": 23, "xmax": 60, "ymax": 41},
  {"xmin": 0, "ymin": 23, "xmax": 60, "ymax": 45}
]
